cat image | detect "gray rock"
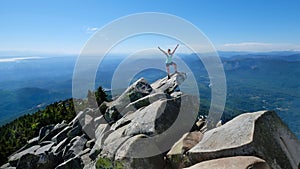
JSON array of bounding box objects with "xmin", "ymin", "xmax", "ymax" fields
[
  {"xmin": 8, "ymin": 145, "xmax": 40, "ymax": 167},
  {"xmin": 102, "ymin": 135, "xmax": 131, "ymax": 159},
  {"xmin": 81, "ymin": 153, "xmax": 93, "ymax": 169},
  {"xmin": 83, "ymin": 108, "xmax": 96, "ymax": 118},
  {"xmin": 52, "ymin": 126, "xmax": 72, "ymax": 144},
  {"xmin": 167, "ymin": 132, "xmax": 203, "ymax": 169},
  {"xmin": 104, "ymin": 78, "xmax": 153, "ymax": 124},
  {"xmin": 27, "ymin": 137, "xmax": 39, "ymax": 146},
  {"xmin": 67, "ymin": 124, "xmax": 82, "ymax": 138},
  {"xmin": 82, "ymin": 114, "xmax": 95, "ymax": 139},
  {"xmin": 82, "ymin": 107, "xmax": 102, "ymax": 119},
  {"xmin": 12, "ymin": 137, "xmax": 39, "ymax": 155},
  {"xmin": 12, "ymin": 148, "xmax": 59, "ymax": 169},
  {"xmin": 37, "ymin": 154, "xmax": 60, "ymax": 169},
  {"xmin": 11, "ymin": 137, "xmax": 39, "ymax": 156},
  {"xmin": 89, "ymin": 129, "xmax": 113, "ymax": 160},
  {"xmin": 34, "ymin": 142, "xmax": 55, "ymax": 155},
  {"xmin": 52, "ymin": 138, "xmax": 71, "ymax": 155},
  {"xmin": 151, "ymin": 72, "xmax": 187, "ymax": 94},
  {"xmin": 69, "ymin": 111, "xmax": 84, "ymax": 128},
  {"xmin": 55, "ymin": 156, "xmax": 83, "ymax": 169},
  {"xmin": 88, "ymin": 147, "xmax": 101, "ymax": 161},
  {"xmin": 0, "ymin": 163, "xmax": 15, "ymax": 169},
  {"xmin": 114, "ymin": 134, "xmax": 165, "ymax": 169},
  {"xmin": 83, "ymin": 161, "xmax": 96, "ymax": 169},
  {"xmin": 63, "ymin": 135, "xmax": 88, "ymax": 160},
  {"xmin": 39, "ymin": 141, "xmax": 53, "ymax": 146},
  {"xmin": 194, "ymin": 118, "xmax": 207, "ymax": 133},
  {"xmin": 16, "ymin": 153, "xmax": 39, "ymax": 169},
  {"xmin": 93, "ymin": 115, "xmax": 107, "ymax": 129},
  {"xmin": 120, "ymin": 92, "xmax": 168, "ymax": 116},
  {"xmin": 86, "ymin": 139, "xmax": 95, "ymax": 149},
  {"xmin": 170, "ymin": 91, "xmax": 183, "ymax": 98},
  {"xmin": 183, "ymin": 156, "xmax": 270, "ymax": 169},
  {"xmin": 78, "ymin": 148, "xmax": 91, "ymax": 157},
  {"xmin": 69, "ymin": 108, "xmax": 100, "ymax": 129},
  {"xmin": 39, "ymin": 121, "xmax": 67, "ymax": 143},
  {"xmin": 95, "ymin": 124, "xmax": 110, "ymax": 140},
  {"xmin": 38, "ymin": 125, "xmax": 55, "ymax": 141},
  {"xmin": 78, "ymin": 149, "xmax": 92, "ymax": 168},
  {"xmin": 100, "ymin": 126, "xmax": 130, "ymax": 159},
  {"xmin": 124, "ymin": 95, "xmax": 198, "ymax": 138},
  {"xmin": 110, "ymin": 111, "xmax": 136, "ymax": 131},
  {"xmin": 188, "ymin": 110, "xmax": 300, "ymax": 169},
  {"xmin": 34, "ymin": 142, "xmax": 60, "ymax": 169}
]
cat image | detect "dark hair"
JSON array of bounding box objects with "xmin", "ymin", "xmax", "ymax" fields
[{"xmin": 168, "ymin": 49, "xmax": 171, "ymax": 52}]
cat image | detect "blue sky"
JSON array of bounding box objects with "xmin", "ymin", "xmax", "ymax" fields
[{"xmin": 1, "ymin": 0, "xmax": 300, "ymax": 55}]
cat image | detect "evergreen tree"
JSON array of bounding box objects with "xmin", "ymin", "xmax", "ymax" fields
[{"xmin": 95, "ymin": 86, "xmax": 108, "ymax": 105}]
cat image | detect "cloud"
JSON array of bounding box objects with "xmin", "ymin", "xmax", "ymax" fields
[
  {"xmin": 218, "ymin": 42, "xmax": 300, "ymax": 52},
  {"xmin": 0, "ymin": 56, "xmax": 42, "ymax": 63},
  {"xmin": 86, "ymin": 27, "xmax": 99, "ymax": 34},
  {"xmin": 223, "ymin": 42, "xmax": 272, "ymax": 47}
]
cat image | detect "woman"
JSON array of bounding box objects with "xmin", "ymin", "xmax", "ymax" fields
[{"xmin": 158, "ymin": 44, "xmax": 179, "ymax": 79}]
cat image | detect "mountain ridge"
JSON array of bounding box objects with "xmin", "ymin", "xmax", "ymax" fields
[{"xmin": 1, "ymin": 72, "xmax": 299, "ymax": 169}]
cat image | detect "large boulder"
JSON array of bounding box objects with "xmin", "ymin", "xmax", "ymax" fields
[
  {"xmin": 95, "ymin": 124, "xmax": 111, "ymax": 140},
  {"xmin": 69, "ymin": 107, "xmax": 101, "ymax": 128},
  {"xmin": 120, "ymin": 92, "xmax": 168, "ymax": 115},
  {"xmin": 0, "ymin": 163, "xmax": 14, "ymax": 169},
  {"xmin": 104, "ymin": 78, "xmax": 153, "ymax": 124},
  {"xmin": 103, "ymin": 72, "xmax": 188, "ymax": 125},
  {"xmin": 8, "ymin": 145, "xmax": 40, "ymax": 167},
  {"xmin": 55, "ymin": 156, "xmax": 83, "ymax": 169},
  {"xmin": 8, "ymin": 142, "xmax": 60, "ymax": 169},
  {"xmin": 188, "ymin": 110, "xmax": 300, "ymax": 169},
  {"xmin": 89, "ymin": 126, "xmax": 112, "ymax": 160},
  {"xmin": 93, "ymin": 115, "xmax": 107, "ymax": 129},
  {"xmin": 151, "ymin": 72, "xmax": 187, "ymax": 94},
  {"xmin": 67, "ymin": 123, "xmax": 82, "ymax": 138},
  {"xmin": 92, "ymin": 93, "xmax": 198, "ymax": 168},
  {"xmin": 100, "ymin": 126, "xmax": 131, "ymax": 159},
  {"xmin": 124, "ymin": 95, "xmax": 198, "ymax": 137},
  {"xmin": 38, "ymin": 125, "xmax": 55, "ymax": 141},
  {"xmin": 110, "ymin": 111, "xmax": 137, "ymax": 131},
  {"xmin": 63, "ymin": 135, "xmax": 88, "ymax": 160},
  {"xmin": 13, "ymin": 137, "xmax": 39, "ymax": 155},
  {"xmin": 114, "ymin": 134, "xmax": 165, "ymax": 169},
  {"xmin": 183, "ymin": 156, "xmax": 270, "ymax": 169},
  {"xmin": 15, "ymin": 153, "xmax": 39, "ymax": 169},
  {"xmin": 34, "ymin": 142, "xmax": 55, "ymax": 155},
  {"xmin": 167, "ymin": 131, "xmax": 203, "ymax": 169},
  {"xmin": 52, "ymin": 126, "xmax": 72, "ymax": 144},
  {"xmin": 52, "ymin": 138, "xmax": 71, "ymax": 157},
  {"xmin": 86, "ymin": 139, "xmax": 95, "ymax": 149},
  {"xmin": 39, "ymin": 121, "xmax": 68, "ymax": 143},
  {"xmin": 82, "ymin": 114, "xmax": 95, "ymax": 139},
  {"xmin": 81, "ymin": 153, "xmax": 93, "ymax": 169}
]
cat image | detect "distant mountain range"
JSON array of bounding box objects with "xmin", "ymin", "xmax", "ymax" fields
[{"xmin": 0, "ymin": 87, "xmax": 70, "ymax": 125}]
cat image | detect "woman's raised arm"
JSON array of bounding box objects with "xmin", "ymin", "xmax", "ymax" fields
[
  {"xmin": 171, "ymin": 44, "xmax": 179, "ymax": 55},
  {"xmin": 158, "ymin": 46, "xmax": 167, "ymax": 55}
]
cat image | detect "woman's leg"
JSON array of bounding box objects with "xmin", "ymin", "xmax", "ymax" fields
[
  {"xmin": 166, "ymin": 65, "xmax": 170, "ymax": 75},
  {"xmin": 173, "ymin": 62, "xmax": 177, "ymax": 72},
  {"xmin": 166, "ymin": 65, "xmax": 170, "ymax": 79}
]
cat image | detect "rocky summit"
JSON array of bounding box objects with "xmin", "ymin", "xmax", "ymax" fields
[{"xmin": 1, "ymin": 72, "xmax": 299, "ymax": 169}]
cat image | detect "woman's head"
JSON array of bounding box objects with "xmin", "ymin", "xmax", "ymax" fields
[{"xmin": 168, "ymin": 49, "xmax": 171, "ymax": 54}]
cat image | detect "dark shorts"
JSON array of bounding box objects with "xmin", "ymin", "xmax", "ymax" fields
[{"xmin": 166, "ymin": 62, "xmax": 175, "ymax": 67}]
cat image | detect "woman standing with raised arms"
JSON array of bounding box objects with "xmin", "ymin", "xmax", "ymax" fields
[{"xmin": 158, "ymin": 44, "xmax": 179, "ymax": 79}]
